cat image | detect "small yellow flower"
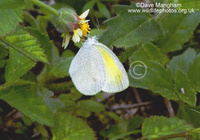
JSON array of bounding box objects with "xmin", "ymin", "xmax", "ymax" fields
[
  {"xmin": 80, "ymin": 21, "xmax": 90, "ymax": 36},
  {"xmin": 72, "ymin": 9, "xmax": 90, "ymax": 43},
  {"xmin": 62, "ymin": 9, "xmax": 90, "ymax": 49}
]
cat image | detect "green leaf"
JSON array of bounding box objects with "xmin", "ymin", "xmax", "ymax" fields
[
  {"xmin": 175, "ymin": 69, "xmax": 196, "ymax": 106},
  {"xmin": 5, "ymin": 47, "xmax": 36, "ymax": 83},
  {"xmin": 78, "ymin": 99, "xmax": 105, "ymax": 112},
  {"xmin": 152, "ymin": 0, "xmax": 166, "ymax": 4},
  {"xmin": 0, "ymin": 42, "xmax": 8, "ymax": 68},
  {"xmin": 0, "ymin": 0, "xmax": 24, "ymax": 8},
  {"xmin": 4, "ymin": 28, "xmax": 49, "ymax": 64},
  {"xmin": 51, "ymin": 112, "xmax": 95, "ymax": 140},
  {"xmin": 75, "ymin": 109, "xmax": 91, "ymax": 118},
  {"xmin": 21, "ymin": 71, "xmax": 37, "ymax": 83},
  {"xmin": 25, "ymin": 27, "xmax": 53, "ymax": 63},
  {"xmin": 100, "ymin": 120, "xmax": 128, "ymax": 139},
  {"xmin": 22, "ymin": 116, "xmax": 33, "ymax": 126},
  {"xmin": 100, "ymin": 125, "xmax": 122, "ymax": 138},
  {"xmin": 0, "ymin": 85, "xmax": 54, "ymax": 126},
  {"xmin": 0, "ymin": 60, "xmax": 7, "ymax": 69},
  {"xmin": 178, "ymin": 0, "xmax": 200, "ymax": 9},
  {"xmin": 23, "ymin": 11, "xmax": 39, "ymax": 29},
  {"xmin": 4, "ymin": 79, "xmax": 35, "ymax": 87},
  {"xmin": 99, "ymin": 4, "xmax": 163, "ymax": 47},
  {"xmin": 107, "ymin": 112, "xmax": 121, "ymax": 121},
  {"xmin": 51, "ymin": 57, "xmax": 73, "ymax": 78},
  {"xmin": 119, "ymin": 46, "xmax": 138, "ymax": 63},
  {"xmin": 36, "ymin": 15, "xmax": 51, "ymax": 34},
  {"xmin": 142, "ymin": 116, "xmax": 194, "ymax": 139},
  {"xmin": 0, "ymin": 43, "xmax": 8, "ymax": 60},
  {"xmin": 58, "ymin": 88, "xmax": 82, "ymax": 102},
  {"xmin": 187, "ymin": 54, "xmax": 200, "ymax": 92},
  {"xmin": 52, "ymin": 45, "xmax": 60, "ymax": 65},
  {"xmin": 36, "ymin": 125, "xmax": 49, "ymax": 138},
  {"xmin": 97, "ymin": 1, "xmax": 111, "ymax": 18},
  {"xmin": 0, "ymin": 0, "xmax": 24, "ymax": 36},
  {"xmin": 61, "ymin": 50, "xmax": 75, "ymax": 58},
  {"xmin": 89, "ymin": 28, "xmax": 104, "ymax": 38},
  {"xmin": 142, "ymin": 43, "xmax": 169, "ymax": 65},
  {"xmin": 55, "ymin": 0, "xmax": 88, "ymax": 14},
  {"xmin": 57, "ymin": 94, "xmax": 77, "ymax": 112},
  {"xmin": 168, "ymin": 48, "xmax": 197, "ymax": 76},
  {"xmin": 24, "ymin": 0, "xmax": 34, "ymax": 9},
  {"xmin": 37, "ymin": 88, "xmax": 64, "ymax": 113},
  {"xmin": 109, "ymin": 130, "xmax": 141, "ymax": 140},
  {"xmin": 153, "ymin": 0, "xmax": 200, "ymax": 11},
  {"xmin": 127, "ymin": 116, "xmax": 144, "ymax": 131},
  {"xmin": 156, "ymin": 12, "xmax": 200, "ymax": 53},
  {"xmin": 47, "ymin": 49, "xmax": 74, "ymax": 78},
  {"xmin": 178, "ymin": 105, "xmax": 200, "ymax": 128},
  {"xmin": 82, "ymin": 0, "xmax": 96, "ymax": 13},
  {"xmin": 129, "ymin": 48, "xmax": 178, "ymax": 100},
  {"xmin": 189, "ymin": 128, "xmax": 200, "ymax": 139}
]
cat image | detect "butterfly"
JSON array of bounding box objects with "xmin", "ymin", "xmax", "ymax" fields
[{"xmin": 69, "ymin": 36, "xmax": 129, "ymax": 95}]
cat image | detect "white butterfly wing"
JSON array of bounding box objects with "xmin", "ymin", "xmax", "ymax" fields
[
  {"xmin": 69, "ymin": 45, "xmax": 106, "ymax": 95},
  {"xmin": 95, "ymin": 43, "xmax": 129, "ymax": 93}
]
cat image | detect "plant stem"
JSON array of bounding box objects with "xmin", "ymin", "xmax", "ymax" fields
[
  {"xmin": 44, "ymin": 81, "xmax": 74, "ymax": 92},
  {"xmin": 164, "ymin": 98, "xmax": 175, "ymax": 117},
  {"xmin": 151, "ymin": 131, "xmax": 189, "ymax": 140},
  {"xmin": 110, "ymin": 130, "xmax": 141, "ymax": 140},
  {"xmin": 132, "ymin": 88, "xmax": 147, "ymax": 116},
  {"xmin": 30, "ymin": 0, "xmax": 59, "ymax": 16},
  {"xmin": 110, "ymin": 101, "xmax": 151, "ymax": 110},
  {"xmin": 141, "ymin": 131, "xmax": 189, "ymax": 140}
]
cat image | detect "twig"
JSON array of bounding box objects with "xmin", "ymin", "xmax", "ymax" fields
[
  {"xmin": 6, "ymin": 109, "xmax": 17, "ymax": 118},
  {"xmin": 110, "ymin": 101, "xmax": 151, "ymax": 110},
  {"xmin": 164, "ymin": 98, "xmax": 175, "ymax": 117},
  {"xmin": 132, "ymin": 88, "xmax": 147, "ymax": 116}
]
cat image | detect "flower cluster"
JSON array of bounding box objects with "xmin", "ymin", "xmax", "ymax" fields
[{"xmin": 62, "ymin": 9, "xmax": 90, "ymax": 49}]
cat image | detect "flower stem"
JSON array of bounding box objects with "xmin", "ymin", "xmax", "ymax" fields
[
  {"xmin": 140, "ymin": 131, "xmax": 190, "ymax": 140},
  {"xmin": 30, "ymin": 0, "xmax": 59, "ymax": 16},
  {"xmin": 150, "ymin": 131, "xmax": 189, "ymax": 140}
]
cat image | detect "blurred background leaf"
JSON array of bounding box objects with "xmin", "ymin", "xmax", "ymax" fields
[
  {"xmin": 4, "ymin": 48, "xmax": 36, "ymax": 84},
  {"xmin": 0, "ymin": 0, "xmax": 24, "ymax": 36},
  {"xmin": 99, "ymin": 4, "xmax": 163, "ymax": 47},
  {"xmin": 0, "ymin": 85, "xmax": 54, "ymax": 126},
  {"xmin": 51, "ymin": 112, "xmax": 95, "ymax": 140},
  {"xmin": 156, "ymin": 12, "xmax": 200, "ymax": 53},
  {"xmin": 142, "ymin": 116, "xmax": 194, "ymax": 139}
]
